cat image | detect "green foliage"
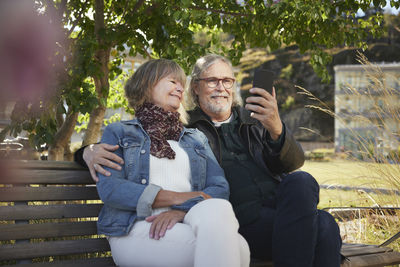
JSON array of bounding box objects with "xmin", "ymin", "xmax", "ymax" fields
[
  {"xmin": 281, "ymin": 95, "xmax": 295, "ymax": 111},
  {"xmin": 75, "ymin": 113, "xmax": 90, "ymax": 134},
  {"xmin": 3, "ymin": 0, "xmax": 396, "ymax": 151},
  {"xmin": 280, "ymin": 64, "xmax": 293, "ymax": 80},
  {"xmin": 75, "ymin": 71, "xmax": 134, "ymax": 133},
  {"xmin": 107, "ymin": 71, "xmax": 134, "ymax": 115}
]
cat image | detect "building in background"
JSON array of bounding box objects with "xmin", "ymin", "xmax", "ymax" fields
[{"xmin": 334, "ymin": 63, "xmax": 400, "ymax": 159}]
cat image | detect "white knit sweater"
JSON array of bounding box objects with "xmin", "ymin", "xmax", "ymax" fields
[{"xmin": 149, "ymin": 140, "xmax": 192, "ymax": 216}]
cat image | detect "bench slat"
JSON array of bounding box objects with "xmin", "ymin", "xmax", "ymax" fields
[
  {"xmin": 342, "ymin": 243, "xmax": 371, "ymax": 248},
  {"xmin": 0, "ymin": 187, "xmax": 99, "ymax": 201},
  {"xmin": 247, "ymin": 244, "xmax": 399, "ymax": 267},
  {"xmin": 0, "ymin": 204, "xmax": 103, "ymax": 220},
  {"xmin": 341, "ymin": 243, "xmax": 392, "ymax": 257},
  {"xmin": 1, "ymin": 257, "xmax": 115, "ymax": 267},
  {"xmin": 0, "ymin": 221, "xmax": 98, "ymax": 240},
  {"xmin": 342, "ymin": 251, "xmax": 400, "ymax": 267},
  {"xmin": 1, "ymin": 169, "xmax": 93, "ymax": 184},
  {"xmin": 3, "ymin": 160, "xmax": 87, "ymax": 170},
  {"xmin": 0, "ymin": 238, "xmax": 110, "ymax": 260}
]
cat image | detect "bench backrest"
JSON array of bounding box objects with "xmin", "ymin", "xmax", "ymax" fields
[
  {"xmin": 3, "ymin": 160, "xmax": 400, "ymax": 267},
  {"xmin": 0, "ymin": 160, "xmax": 115, "ymax": 266}
]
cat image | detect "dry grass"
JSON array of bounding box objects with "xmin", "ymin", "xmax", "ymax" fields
[{"xmin": 298, "ymin": 53, "xmax": 400, "ymax": 250}]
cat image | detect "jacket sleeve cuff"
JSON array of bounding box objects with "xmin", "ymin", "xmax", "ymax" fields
[
  {"xmin": 136, "ymin": 183, "xmax": 162, "ymax": 218},
  {"xmin": 74, "ymin": 145, "xmax": 89, "ymax": 168},
  {"xmin": 171, "ymin": 196, "xmax": 205, "ymax": 212},
  {"xmin": 266, "ymin": 124, "xmax": 286, "ymax": 153}
]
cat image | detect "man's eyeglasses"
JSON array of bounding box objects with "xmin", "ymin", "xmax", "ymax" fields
[{"xmin": 197, "ymin": 77, "xmax": 235, "ymax": 89}]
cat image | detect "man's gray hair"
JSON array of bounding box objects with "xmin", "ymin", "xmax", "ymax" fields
[{"xmin": 186, "ymin": 54, "xmax": 242, "ymax": 110}]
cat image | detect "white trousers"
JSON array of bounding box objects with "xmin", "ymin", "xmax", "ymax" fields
[{"xmin": 108, "ymin": 199, "xmax": 250, "ymax": 267}]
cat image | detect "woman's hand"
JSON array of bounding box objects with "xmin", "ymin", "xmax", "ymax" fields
[
  {"xmin": 145, "ymin": 210, "xmax": 186, "ymax": 240},
  {"xmin": 198, "ymin": 191, "xmax": 212, "ymax": 200},
  {"xmin": 152, "ymin": 191, "xmax": 212, "ymax": 208},
  {"xmin": 176, "ymin": 191, "xmax": 212, "ymax": 203}
]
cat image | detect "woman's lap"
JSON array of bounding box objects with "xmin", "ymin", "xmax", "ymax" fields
[
  {"xmin": 108, "ymin": 199, "xmax": 250, "ymax": 267},
  {"xmin": 108, "ymin": 220, "xmax": 196, "ymax": 267}
]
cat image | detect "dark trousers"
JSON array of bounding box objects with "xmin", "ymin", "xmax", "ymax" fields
[{"xmin": 239, "ymin": 171, "xmax": 342, "ymax": 267}]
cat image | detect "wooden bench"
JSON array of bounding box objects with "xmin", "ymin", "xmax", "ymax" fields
[
  {"xmin": 0, "ymin": 160, "xmax": 114, "ymax": 266},
  {"xmin": 1, "ymin": 160, "xmax": 400, "ymax": 267}
]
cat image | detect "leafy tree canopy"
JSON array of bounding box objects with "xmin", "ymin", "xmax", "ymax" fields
[{"xmin": 1, "ymin": 0, "xmax": 398, "ymax": 158}]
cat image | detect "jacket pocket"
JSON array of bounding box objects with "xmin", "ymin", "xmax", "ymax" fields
[
  {"xmin": 98, "ymin": 205, "xmax": 132, "ymax": 228},
  {"xmin": 119, "ymin": 137, "xmax": 141, "ymax": 178},
  {"xmin": 97, "ymin": 205, "xmax": 136, "ymax": 236}
]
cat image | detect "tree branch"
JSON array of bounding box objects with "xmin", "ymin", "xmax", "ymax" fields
[
  {"xmin": 49, "ymin": 107, "xmax": 79, "ymax": 161},
  {"xmin": 178, "ymin": 5, "xmax": 250, "ymax": 17},
  {"xmin": 116, "ymin": 0, "xmax": 146, "ymax": 27},
  {"xmin": 67, "ymin": 7, "xmax": 86, "ymax": 36},
  {"xmin": 44, "ymin": 0, "xmax": 59, "ymax": 22},
  {"xmin": 117, "ymin": 0, "xmax": 130, "ymax": 25},
  {"xmin": 59, "ymin": 0, "xmax": 67, "ymax": 18},
  {"xmin": 110, "ymin": 0, "xmax": 148, "ymax": 47},
  {"xmin": 143, "ymin": 46, "xmax": 152, "ymax": 58},
  {"xmin": 133, "ymin": 0, "xmax": 146, "ymax": 12},
  {"xmin": 95, "ymin": 0, "xmax": 105, "ymax": 38},
  {"xmin": 53, "ymin": 108, "xmax": 78, "ymax": 146}
]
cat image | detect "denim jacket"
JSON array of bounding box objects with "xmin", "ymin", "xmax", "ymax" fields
[{"xmin": 96, "ymin": 119, "xmax": 229, "ymax": 236}]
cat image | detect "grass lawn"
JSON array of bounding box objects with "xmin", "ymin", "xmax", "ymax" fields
[
  {"xmin": 300, "ymin": 159, "xmax": 400, "ymax": 209},
  {"xmin": 301, "ymin": 159, "xmax": 400, "ymax": 189}
]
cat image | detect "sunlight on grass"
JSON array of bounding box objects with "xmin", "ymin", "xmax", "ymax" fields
[
  {"xmin": 318, "ymin": 188, "xmax": 399, "ymax": 209},
  {"xmin": 302, "ymin": 159, "xmax": 396, "ymax": 188}
]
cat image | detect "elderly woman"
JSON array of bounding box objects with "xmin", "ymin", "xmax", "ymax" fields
[{"xmin": 96, "ymin": 59, "xmax": 250, "ymax": 267}]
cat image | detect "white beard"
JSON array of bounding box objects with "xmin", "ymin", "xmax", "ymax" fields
[{"xmin": 200, "ymin": 98, "xmax": 231, "ymax": 116}]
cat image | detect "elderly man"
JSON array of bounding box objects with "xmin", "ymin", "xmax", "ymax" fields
[{"xmin": 74, "ymin": 54, "xmax": 342, "ymax": 267}]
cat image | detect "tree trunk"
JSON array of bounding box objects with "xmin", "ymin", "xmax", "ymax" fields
[
  {"xmin": 63, "ymin": 140, "xmax": 74, "ymax": 161},
  {"xmin": 48, "ymin": 110, "xmax": 79, "ymax": 161},
  {"xmin": 82, "ymin": 0, "xmax": 110, "ymax": 147},
  {"xmin": 82, "ymin": 94, "xmax": 107, "ymax": 146},
  {"xmin": 45, "ymin": 0, "xmax": 74, "ymax": 161}
]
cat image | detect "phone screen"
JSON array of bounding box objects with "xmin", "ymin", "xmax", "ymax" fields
[{"xmin": 253, "ymin": 69, "xmax": 274, "ymax": 94}]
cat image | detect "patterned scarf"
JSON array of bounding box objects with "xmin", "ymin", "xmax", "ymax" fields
[{"xmin": 135, "ymin": 102, "xmax": 183, "ymax": 159}]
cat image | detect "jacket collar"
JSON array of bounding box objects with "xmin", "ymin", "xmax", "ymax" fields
[
  {"xmin": 121, "ymin": 118, "xmax": 194, "ymax": 138},
  {"xmin": 187, "ymin": 106, "xmax": 258, "ymax": 126},
  {"xmin": 187, "ymin": 108, "xmax": 212, "ymax": 127},
  {"xmin": 121, "ymin": 118, "xmax": 140, "ymax": 125}
]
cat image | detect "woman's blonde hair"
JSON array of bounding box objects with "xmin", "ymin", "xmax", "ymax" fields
[
  {"xmin": 186, "ymin": 54, "xmax": 242, "ymax": 109},
  {"xmin": 125, "ymin": 59, "xmax": 186, "ymax": 109},
  {"xmin": 125, "ymin": 59, "xmax": 188, "ymax": 123}
]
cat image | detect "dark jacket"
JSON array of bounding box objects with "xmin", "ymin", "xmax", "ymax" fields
[{"xmin": 186, "ymin": 106, "xmax": 305, "ymax": 182}]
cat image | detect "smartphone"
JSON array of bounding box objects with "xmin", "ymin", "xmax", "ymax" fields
[{"xmin": 252, "ymin": 68, "xmax": 274, "ymax": 94}]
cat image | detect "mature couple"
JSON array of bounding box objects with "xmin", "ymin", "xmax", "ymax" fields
[{"xmin": 74, "ymin": 54, "xmax": 342, "ymax": 267}]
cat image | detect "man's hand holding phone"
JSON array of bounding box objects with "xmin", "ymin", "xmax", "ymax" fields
[{"xmin": 245, "ymin": 68, "xmax": 283, "ymax": 140}]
